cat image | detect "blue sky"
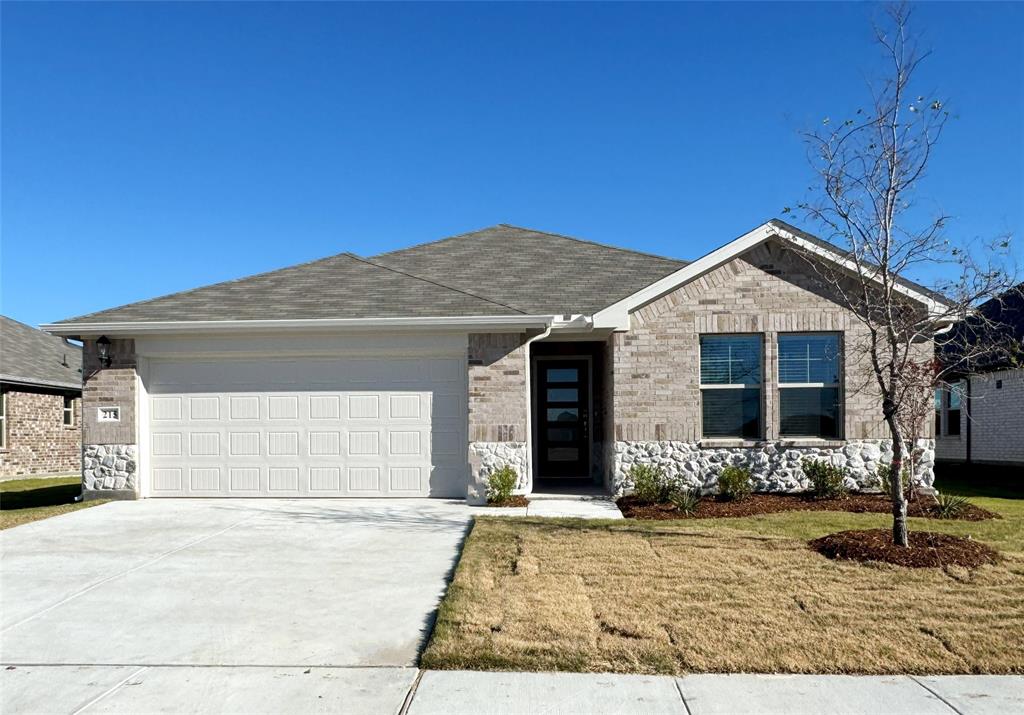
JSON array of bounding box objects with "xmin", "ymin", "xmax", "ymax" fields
[{"xmin": 3, "ymin": 1, "xmax": 1022, "ymax": 327}]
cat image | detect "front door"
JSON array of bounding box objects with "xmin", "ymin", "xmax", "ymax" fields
[{"xmin": 537, "ymin": 359, "xmax": 590, "ymax": 479}]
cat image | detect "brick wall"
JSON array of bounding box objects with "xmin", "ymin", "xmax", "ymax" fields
[
  {"xmin": 468, "ymin": 333, "xmax": 528, "ymax": 442},
  {"xmin": 611, "ymin": 241, "xmax": 932, "ymax": 442},
  {"xmin": 0, "ymin": 387, "xmax": 81, "ymax": 477},
  {"xmin": 81, "ymin": 338, "xmax": 138, "ymax": 497},
  {"xmin": 937, "ymin": 368, "xmax": 1024, "ymax": 465}
]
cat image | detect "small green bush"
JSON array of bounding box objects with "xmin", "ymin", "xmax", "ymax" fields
[
  {"xmin": 486, "ymin": 465, "xmax": 518, "ymax": 503},
  {"xmin": 716, "ymin": 465, "xmax": 752, "ymax": 502},
  {"xmin": 875, "ymin": 463, "xmax": 912, "ymax": 495},
  {"xmin": 629, "ymin": 464, "xmax": 674, "ymax": 503},
  {"xmin": 934, "ymin": 493, "xmax": 972, "ymax": 519},
  {"xmin": 669, "ymin": 488, "xmax": 701, "ymax": 515},
  {"xmin": 802, "ymin": 459, "xmax": 848, "ymax": 500}
]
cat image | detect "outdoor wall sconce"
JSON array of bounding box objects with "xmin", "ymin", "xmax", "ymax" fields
[{"xmin": 96, "ymin": 335, "xmax": 112, "ymax": 367}]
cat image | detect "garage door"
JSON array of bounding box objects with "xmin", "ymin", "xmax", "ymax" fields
[{"xmin": 145, "ymin": 356, "xmax": 466, "ymax": 497}]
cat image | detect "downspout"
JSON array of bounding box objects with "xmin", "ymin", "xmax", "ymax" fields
[{"xmin": 522, "ymin": 324, "xmax": 554, "ymax": 494}]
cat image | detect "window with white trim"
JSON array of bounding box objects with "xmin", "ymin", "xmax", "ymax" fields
[
  {"xmin": 699, "ymin": 334, "xmax": 762, "ymax": 438},
  {"xmin": 946, "ymin": 382, "xmax": 963, "ymax": 436},
  {"xmin": 934, "ymin": 388, "xmax": 943, "ymax": 436},
  {"xmin": 0, "ymin": 391, "xmax": 6, "ymax": 449},
  {"xmin": 63, "ymin": 396, "xmax": 75, "ymax": 426},
  {"xmin": 778, "ymin": 333, "xmax": 842, "ymax": 439}
]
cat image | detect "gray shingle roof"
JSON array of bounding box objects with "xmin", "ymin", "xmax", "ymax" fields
[
  {"xmin": 372, "ymin": 225, "xmax": 687, "ymax": 316},
  {"xmin": 1, "ymin": 316, "xmax": 83, "ymax": 390},
  {"xmin": 51, "ymin": 226, "xmax": 687, "ymax": 325}
]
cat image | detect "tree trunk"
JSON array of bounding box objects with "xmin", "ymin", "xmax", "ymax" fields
[{"xmin": 884, "ymin": 410, "xmax": 910, "ymax": 547}]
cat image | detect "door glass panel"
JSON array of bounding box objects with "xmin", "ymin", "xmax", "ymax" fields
[
  {"xmin": 547, "ymin": 388, "xmax": 578, "ymax": 402},
  {"xmin": 548, "ymin": 447, "xmax": 579, "ymax": 461},
  {"xmin": 547, "ymin": 407, "xmax": 578, "ymax": 422},
  {"xmin": 547, "ymin": 427, "xmax": 576, "ymax": 442},
  {"xmin": 546, "ymin": 368, "xmax": 578, "ymax": 383}
]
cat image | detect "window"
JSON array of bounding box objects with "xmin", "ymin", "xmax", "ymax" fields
[
  {"xmin": 63, "ymin": 396, "xmax": 75, "ymax": 426},
  {"xmin": 778, "ymin": 333, "xmax": 841, "ymax": 438},
  {"xmin": 0, "ymin": 391, "xmax": 6, "ymax": 449},
  {"xmin": 934, "ymin": 389, "xmax": 943, "ymax": 436},
  {"xmin": 700, "ymin": 335, "xmax": 762, "ymax": 438},
  {"xmin": 946, "ymin": 383, "xmax": 962, "ymax": 436}
]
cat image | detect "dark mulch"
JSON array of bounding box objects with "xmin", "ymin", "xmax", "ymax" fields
[
  {"xmin": 616, "ymin": 493, "xmax": 999, "ymax": 521},
  {"xmin": 809, "ymin": 529, "xmax": 1001, "ymax": 568},
  {"xmin": 486, "ymin": 495, "xmax": 530, "ymax": 508}
]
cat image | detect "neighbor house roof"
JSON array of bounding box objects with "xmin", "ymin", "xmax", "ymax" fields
[
  {"xmin": 0, "ymin": 316, "xmax": 83, "ymax": 390},
  {"xmin": 48, "ymin": 225, "xmax": 687, "ymax": 329}
]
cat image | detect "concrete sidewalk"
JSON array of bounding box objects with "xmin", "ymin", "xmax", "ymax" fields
[{"xmin": 3, "ymin": 667, "xmax": 1020, "ymax": 714}]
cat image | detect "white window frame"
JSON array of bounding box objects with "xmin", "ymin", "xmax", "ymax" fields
[
  {"xmin": 63, "ymin": 395, "xmax": 75, "ymax": 426},
  {"xmin": 698, "ymin": 334, "xmax": 764, "ymax": 439},
  {"xmin": 777, "ymin": 332, "xmax": 843, "ymax": 439}
]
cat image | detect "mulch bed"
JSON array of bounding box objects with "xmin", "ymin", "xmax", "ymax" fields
[
  {"xmin": 616, "ymin": 493, "xmax": 999, "ymax": 521},
  {"xmin": 809, "ymin": 529, "xmax": 1001, "ymax": 568},
  {"xmin": 486, "ymin": 495, "xmax": 530, "ymax": 508}
]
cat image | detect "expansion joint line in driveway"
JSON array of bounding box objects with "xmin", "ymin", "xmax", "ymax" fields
[
  {"xmin": 0, "ymin": 513, "xmax": 263, "ymax": 636},
  {"xmin": 70, "ymin": 666, "xmax": 149, "ymax": 714}
]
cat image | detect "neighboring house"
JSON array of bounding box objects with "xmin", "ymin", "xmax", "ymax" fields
[
  {"xmin": 936, "ymin": 284, "xmax": 1024, "ymax": 468},
  {"xmin": 43, "ymin": 221, "xmax": 949, "ymax": 502},
  {"xmin": 0, "ymin": 316, "xmax": 83, "ymax": 478}
]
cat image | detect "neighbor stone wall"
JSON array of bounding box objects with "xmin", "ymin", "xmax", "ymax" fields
[
  {"xmin": 612, "ymin": 439, "xmax": 936, "ymax": 495},
  {"xmin": 82, "ymin": 338, "xmax": 138, "ymax": 499},
  {"xmin": 0, "ymin": 387, "xmax": 81, "ymax": 477}
]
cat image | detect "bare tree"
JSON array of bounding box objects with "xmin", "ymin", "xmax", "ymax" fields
[{"xmin": 787, "ymin": 3, "xmax": 1016, "ymax": 546}]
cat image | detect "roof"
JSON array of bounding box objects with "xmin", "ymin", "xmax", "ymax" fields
[
  {"xmin": 940, "ymin": 283, "xmax": 1024, "ymax": 373},
  {"xmin": 50, "ymin": 225, "xmax": 687, "ymax": 327},
  {"xmin": 0, "ymin": 316, "xmax": 83, "ymax": 390},
  {"xmin": 372, "ymin": 224, "xmax": 687, "ymax": 315}
]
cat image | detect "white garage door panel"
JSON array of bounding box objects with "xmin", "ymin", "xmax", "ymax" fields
[{"xmin": 146, "ymin": 357, "xmax": 466, "ymax": 498}]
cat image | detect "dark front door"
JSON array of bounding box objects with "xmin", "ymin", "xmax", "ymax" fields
[{"xmin": 537, "ymin": 359, "xmax": 590, "ymax": 479}]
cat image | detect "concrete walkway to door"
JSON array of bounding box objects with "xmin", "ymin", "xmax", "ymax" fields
[{"xmin": 1, "ymin": 498, "xmax": 472, "ymax": 713}]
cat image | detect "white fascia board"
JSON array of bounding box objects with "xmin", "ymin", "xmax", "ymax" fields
[
  {"xmin": 591, "ymin": 222, "xmax": 951, "ymax": 330},
  {"xmin": 41, "ymin": 314, "xmax": 558, "ymax": 338}
]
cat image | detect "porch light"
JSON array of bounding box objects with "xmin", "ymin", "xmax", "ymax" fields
[{"xmin": 96, "ymin": 336, "xmax": 112, "ymax": 367}]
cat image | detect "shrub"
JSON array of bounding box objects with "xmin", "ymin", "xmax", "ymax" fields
[
  {"xmin": 629, "ymin": 464, "xmax": 674, "ymax": 503},
  {"xmin": 669, "ymin": 488, "xmax": 701, "ymax": 515},
  {"xmin": 486, "ymin": 465, "xmax": 518, "ymax": 503},
  {"xmin": 934, "ymin": 493, "xmax": 972, "ymax": 519},
  {"xmin": 875, "ymin": 463, "xmax": 912, "ymax": 495},
  {"xmin": 716, "ymin": 465, "xmax": 752, "ymax": 502},
  {"xmin": 802, "ymin": 459, "xmax": 848, "ymax": 500}
]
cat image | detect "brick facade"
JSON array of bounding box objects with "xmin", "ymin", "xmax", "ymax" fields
[
  {"xmin": 81, "ymin": 338, "xmax": 139, "ymax": 498},
  {"xmin": 937, "ymin": 368, "xmax": 1024, "ymax": 466},
  {"xmin": 0, "ymin": 386, "xmax": 81, "ymax": 477},
  {"xmin": 611, "ymin": 240, "xmax": 931, "ymax": 443},
  {"xmin": 467, "ymin": 333, "xmax": 528, "ymax": 442}
]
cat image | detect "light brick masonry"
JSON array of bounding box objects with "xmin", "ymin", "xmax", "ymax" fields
[
  {"xmin": 81, "ymin": 338, "xmax": 138, "ymax": 499},
  {"xmin": 0, "ymin": 388, "xmax": 81, "ymax": 477}
]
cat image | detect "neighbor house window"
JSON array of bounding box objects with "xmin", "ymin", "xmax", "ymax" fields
[
  {"xmin": 0, "ymin": 391, "xmax": 6, "ymax": 449},
  {"xmin": 946, "ymin": 383, "xmax": 962, "ymax": 436},
  {"xmin": 778, "ymin": 333, "xmax": 841, "ymax": 439},
  {"xmin": 63, "ymin": 396, "xmax": 75, "ymax": 426},
  {"xmin": 699, "ymin": 334, "xmax": 762, "ymax": 438},
  {"xmin": 934, "ymin": 389, "xmax": 943, "ymax": 436}
]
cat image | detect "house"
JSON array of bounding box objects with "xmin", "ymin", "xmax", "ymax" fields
[
  {"xmin": 42, "ymin": 221, "xmax": 948, "ymax": 502},
  {"xmin": 936, "ymin": 284, "xmax": 1024, "ymax": 468},
  {"xmin": 0, "ymin": 316, "xmax": 83, "ymax": 478}
]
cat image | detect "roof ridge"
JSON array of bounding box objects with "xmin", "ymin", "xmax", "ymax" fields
[
  {"xmin": 54, "ymin": 251, "xmax": 360, "ymax": 324},
  {"xmin": 350, "ymin": 254, "xmax": 528, "ymax": 315},
  {"xmin": 371, "ymin": 224, "xmax": 509, "ymax": 260},
  {"xmin": 496, "ymin": 223, "xmax": 687, "ymax": 265}
]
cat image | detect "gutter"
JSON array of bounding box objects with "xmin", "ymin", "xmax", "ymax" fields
[
  {"xmin": 40, "ymin": 314, "xmax": 561, "ymax": 338},
  {"xmin": 0, "ymin": 374, "xmax": 83, "ymax": 391}
]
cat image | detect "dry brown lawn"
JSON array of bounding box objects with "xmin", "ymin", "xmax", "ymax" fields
[{"xmin": 422, "ymin": 499, "xmax": 1024, "ymax": 675}]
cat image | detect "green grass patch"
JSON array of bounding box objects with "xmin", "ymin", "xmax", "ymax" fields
[{"xmin": 1, "ymin": 476, "xmax": 106, "ymax": 529}]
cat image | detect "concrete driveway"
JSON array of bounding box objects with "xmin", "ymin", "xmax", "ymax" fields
[{"xmin": 1, "ymin": 498, "xmax": 471, "ymax": 712}]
